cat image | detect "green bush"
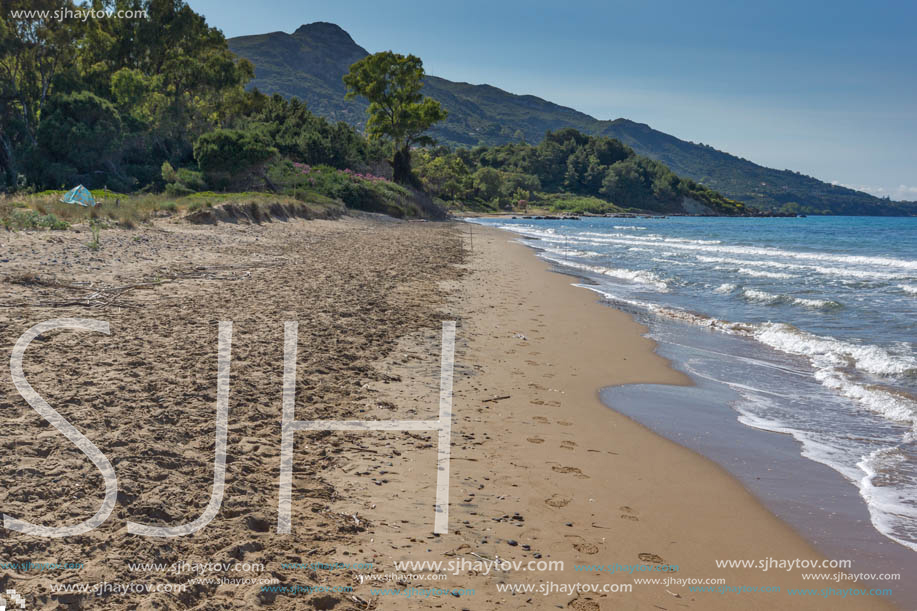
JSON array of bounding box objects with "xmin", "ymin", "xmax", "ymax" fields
[
  {"xmin": 165, "ymin": 182, "xmax": 194, "ymax": 197},
  {"xmin": 176, "ymin": 168, "xmax": 207, "ymax": 191},
  {"xmin": 542, "ymin": 193, "xmax": 622, "ymax": 215},
  {"xmin": 87, "ymin": 219, "xmax": 102, "ymax": 250},
  {"xmin": 162, "ymin": 162, "xmax": 207, "ymax": 195},
  {"xmin": 3, "ymin": 209, "xmax": 70, "ymax": 230},
  {"xmin": 194, "ymin": 129, "xmax": 278, "ymax": 189}
]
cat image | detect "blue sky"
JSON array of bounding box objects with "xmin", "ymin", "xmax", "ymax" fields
[{"xmin": 188, "ymin": 0, "xmax": 916, "ymax": 200}]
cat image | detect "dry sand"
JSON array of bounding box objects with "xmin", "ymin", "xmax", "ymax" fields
[{"xmin": 0, "ymin": 215, "xmax": 892, "ymax": 610}]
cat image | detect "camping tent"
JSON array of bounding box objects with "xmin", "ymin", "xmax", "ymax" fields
[{"xmin": 60, "ymin": 185, "xmax": 97, "ymax": 207}]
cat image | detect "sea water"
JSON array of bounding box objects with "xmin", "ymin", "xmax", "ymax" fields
[{"xmin": 470, "ymin": 215, "xmax": 916, "ymax": 554}]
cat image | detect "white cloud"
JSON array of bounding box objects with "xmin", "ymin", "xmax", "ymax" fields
[{"xmin": 830, "ymin": 182, "xmax": 917, "ymax": 201}]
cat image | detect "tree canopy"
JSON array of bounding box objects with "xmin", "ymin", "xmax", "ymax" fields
[
  {"xmin": 414, "ymin": 128, "xmax": 750, "ymax": 215},
  {"xmin": 0, "ymin": 1, "xmax": 385, "ymax": 193},
  {"xmin": 343, "ymin": 51, "xmax": 446, "ymax": 184}
]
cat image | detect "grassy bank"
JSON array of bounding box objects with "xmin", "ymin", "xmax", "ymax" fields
[
  {"xmin": 0, "ymin": 190, "xmax": 345, "ymax": 231},
  {"xmin": 268, "ymin": 162, "xmax": 446, "ymax": 219}
]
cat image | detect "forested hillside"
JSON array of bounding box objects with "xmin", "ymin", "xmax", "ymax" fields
[{"xmin": 414, "ymin": 129, "xmax": 750, "ymax": 215}]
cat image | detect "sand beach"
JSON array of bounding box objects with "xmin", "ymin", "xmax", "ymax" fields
[{"xmin": 0, "ymin": 215, "xmax": 892, "ymax": 610}]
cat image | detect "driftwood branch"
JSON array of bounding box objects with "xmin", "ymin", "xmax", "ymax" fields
[{"xmin": 1, "ymin": 262, "xmax": 275, "ymax": 309}]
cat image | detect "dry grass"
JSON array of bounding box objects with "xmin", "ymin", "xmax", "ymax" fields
[{"xmin": 0, "ymin": 191, "xmax": 344, "ymax": 231}]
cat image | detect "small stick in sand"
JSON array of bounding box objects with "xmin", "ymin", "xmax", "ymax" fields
[{"xmin": 482, "ymin": 395, "xmax": 511, "ymax": 403}]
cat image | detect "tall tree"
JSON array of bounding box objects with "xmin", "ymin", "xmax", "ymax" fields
[
  {"xmin": 343, "ymin": 51, "xmax": 446, "ymax": 184},
  {"xmin": 1, "ymin": 0, "xmax": 254, "ymax": 190},
  {"xmin": 0, "ymin": 0, "xmax": 80, "ymax": 182}
]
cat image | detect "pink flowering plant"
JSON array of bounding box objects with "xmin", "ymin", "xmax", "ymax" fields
[{"xmin": 291, "ymin": 161, "xmax": 388, "ymax": 183}]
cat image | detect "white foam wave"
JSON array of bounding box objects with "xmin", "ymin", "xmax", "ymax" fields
[
  {"xmin": 614, "ymin": 225, "xmax": 648, "ymax": 230},
  {"xmin": 792, "ymin": 297, "xmax": 840, "ymax": 309},
  {"xmin": 858, "ymin": 449, "xmax": 917, "ymax": 552},
  {"xmin": 580, "ymin": 284, "xmax": 758, "ymax": 335},
  {"xmin": 754, "ymin": 323, "xmax": 917, "ymax": 378},
  {"xmin": 735, "ymin": 288, "xmax": 838, "ymax": 309},
  {"xmin": 737, "ymin": 268, "xmax": 794, "ymax": 279},
  {"xmin": 539, "ymin": 245, "xmax": 601, "ymax": 259},
  {"xmin": 739, "ymin": 410, "xmax": 917, "ymax": 552},
  {"xmin": 815, "ymin": 370, "xmax": 916, "ymax": 425},
  {"xmin": 743, "ymin": 289, "xmax": 781, "ymax": 304},
  {"xmin": 582, "ymin": 277, "xmax": 906, "ymax": 383},
  {"xmin": 505, "ymin": 221, "xmax": 915, "ymax": 435},
  {"xmin": 581, "ymin": 231, "xmax": 722, "ymax": 246},
  {"xmin": 541, "ymin": 255, "xmax": 669, "ymax": 291},
  {"xmin": 583, "ymin": 283, "xmax": 913, "ymax": 429},
  {"xmin": 695, "ymin": 255, "xmax": 906, "ymax": 281},
  {"xmin": 563, "ymin": 233, "xmax": 917, "ymax": 271}
]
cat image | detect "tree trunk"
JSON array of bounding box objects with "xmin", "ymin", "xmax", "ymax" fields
[
  {"xmin": 392, "ymin": 145, "xmax": 419, "ymax": 187},
  {"xmin": 262, "ymin": 170, "xmax": 278, "ymax": 193},
  {"xmin": 0, "ymin": 132, "xmax": 16, "ymax": 188}
]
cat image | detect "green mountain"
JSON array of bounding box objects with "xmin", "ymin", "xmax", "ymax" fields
[
  {"xmin": 228, "ymin": 23, "xmax": 916, "ymax": 216},
  {"xmin": 228, "ymin": 22, "xmax": 599, "ymax": 142},
  {"xmin": 591, "ymin": 120, "xmax": 914, "ymax": 216}
]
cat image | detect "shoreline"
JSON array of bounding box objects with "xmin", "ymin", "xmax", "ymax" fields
[
  {"xmin": 415, "ymin": 222, "xmax": 895, "ymax": 609},
  {"xmin": 522, "ymin": 229, "xmax": 917, "ymax": 597},
  {"xmin": 505, "ymin": 213, "xmax": 917, "ymax": 605}
]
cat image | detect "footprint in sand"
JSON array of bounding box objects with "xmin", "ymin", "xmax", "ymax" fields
[
  {"xmin": 552, "ymin": 465, "xmax": 589, "ymax": 479},
  {"xmin": 560, "ymin": 440, "xmax": 576, "ymax": 450},
  {"xmin": 527, "ymin": 437, "xmax": 545, "ymax": 444},
  {"xmin": 544, "ymin": 494, "xmax": 570, "ymax": 508},
  {"xmin": 525, "ymin": 360, "xmax": 540, "ymax": 366},
  {"xmin": 569, "ymin": 598, "xmax": 601, "ymax": 611},
  {"xmin": 566, "ymin": 535, "xmax": 600, "ymax": 555},
  {"xmin": 544, "ymin": 400, "xmax": 561, "ymax": 407},
  {"xmin": 619, "ymin": 506, "xmax": 639, "ymax": 521},
  {"xmin": 556, "ymin": 420, "xmax": 573, "ymax": 426},
  {"xmin": 638, "ymin": 553, "xmax": 666, "ymax": 564},
  {"xmin": 532, "ymin": 416, "xmax": 550, "ymax": 423}
]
